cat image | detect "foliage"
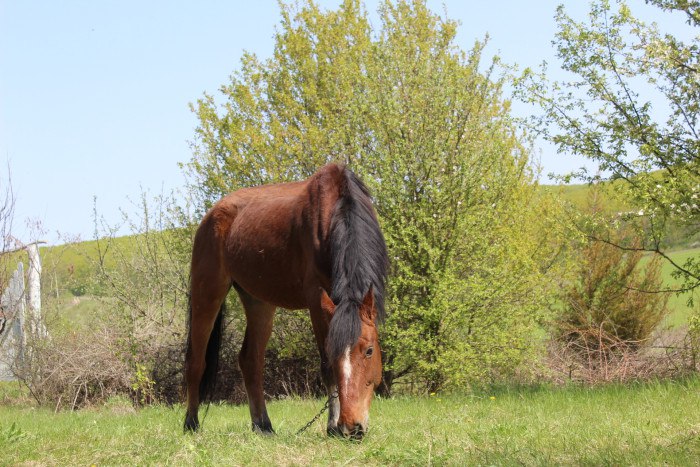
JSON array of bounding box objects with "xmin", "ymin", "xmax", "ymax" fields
[
  {"xmin": 359, "ymin": 2, "xmax": 565, "ymax": 391},
  {"xmin": 185, "ymin": 0, "xmax": 565, "ymax": 392},
  {"xmin": 184, "ymin": 0, "xmax": 373, "ymax": 201},
  {"xmin": 89, "ymin": 192, "xmax": 193, "ymax": 403},
  {"xmin": 559, "ymin": 236, "xmax": 668, "ymax": 344},
  {"xmin": 517, "ymin": 0, "xmax": 700, "ymax": 299}
]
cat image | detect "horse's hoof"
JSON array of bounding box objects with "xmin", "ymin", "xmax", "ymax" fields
[
  {"xmin": 252, "ymin": 422, "xmax": 275, "ymax": 435},
  {"xmin": 184, "ymin": 415, "xmax": 200, "ymax": 433}
]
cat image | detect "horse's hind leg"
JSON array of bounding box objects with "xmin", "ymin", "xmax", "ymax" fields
[
  {"xmin": 235, "ymin": 287, "xmax": 276, "ymax": 434},
  {"xmin": 184, "ymin": 276, "xmax": 230, "ymax": 432}
]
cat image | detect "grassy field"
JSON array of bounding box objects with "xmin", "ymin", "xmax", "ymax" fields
[{"xmin": 1, "ymin": 378, "xmax": 699, "ymax": 465}]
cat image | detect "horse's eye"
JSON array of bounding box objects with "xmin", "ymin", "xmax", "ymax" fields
[{"xmin": 365, "ymin": 346, "xmax": 374, "ymax": 358}]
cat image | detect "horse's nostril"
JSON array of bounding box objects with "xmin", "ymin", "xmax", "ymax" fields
[
  {"xmin": 338, "ymin": 423, "xmax": 366, "ymax": 440},
  {"xmin": 350, "ymin": 424, "xmax": 365, "ymax": 439}
]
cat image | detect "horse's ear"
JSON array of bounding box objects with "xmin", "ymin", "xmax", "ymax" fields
[
  {"xmin": 320, "ymin": 288, "xmax": 335, "ymax": 316},
  {"xmin": 360, "ymin": 286, "xmax": 376, "ymax": 323}
]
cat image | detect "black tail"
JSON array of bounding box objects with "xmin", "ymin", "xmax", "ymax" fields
[{"xmin": 185, "ymin": 299, "xmax": 226, "ymax": 403}]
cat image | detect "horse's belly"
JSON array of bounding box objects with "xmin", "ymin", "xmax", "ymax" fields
[
  {"xmin": 225, "ymin": 218, "xmax": 311, "ymax": 309},
  {"xmin": 229, "ymin": 250, "xmax": 308, "ymax": 309}
]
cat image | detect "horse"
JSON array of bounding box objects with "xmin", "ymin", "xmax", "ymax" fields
[{"xmin": 183, "ymin": 163, "xmax": 389, "ymax": 439}]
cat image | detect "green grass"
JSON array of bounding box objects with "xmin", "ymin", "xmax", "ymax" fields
[{"xmin": 1, "ymin": 378, "xmax": 699, "ymax": 465}]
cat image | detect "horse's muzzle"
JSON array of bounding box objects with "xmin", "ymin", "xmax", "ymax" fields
[{"xmin": 340, "ymin": 423, "xmax": 366, "ymax": 440}]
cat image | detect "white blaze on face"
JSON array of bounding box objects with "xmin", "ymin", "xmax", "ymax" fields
[{"xmin": 342, "ymin": 346, "xmax": 352, "ymax": 387}]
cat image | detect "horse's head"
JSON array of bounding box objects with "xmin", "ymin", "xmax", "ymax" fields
[{"xmin": 321, "ymin": 288, "xmax": 382, "ymax": 439}]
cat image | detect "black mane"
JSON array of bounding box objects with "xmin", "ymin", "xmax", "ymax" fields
[{"xmin": 327, "ymin": 167, "xmax": 389, "ymax": 361}]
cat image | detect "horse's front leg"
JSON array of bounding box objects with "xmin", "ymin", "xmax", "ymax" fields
[
  {"xmin": 309, "ymin": 288, "xmax": 341, "ymax": 435},
  {"xmin": 236, "ymin": 289, "xmax": 276, "ymax": 434}
]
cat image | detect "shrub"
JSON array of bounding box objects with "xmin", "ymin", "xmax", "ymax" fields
[
  {"xmin": 551, "ymin": 190, "xmax": 672, "ymax": 382},
  {"xmin": 562, "ymin": 220, "xmax": 670, "ymax": 345},
  {"xmin": 558, "ymin": 237, "xmax": 669, "ymax": 349},
  {"xmin": 15, "ymin": 327, "xmax": 132, "ymax": 409}
]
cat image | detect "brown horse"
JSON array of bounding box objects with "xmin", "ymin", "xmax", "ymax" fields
[{"xmin": 184, "ymin": 163, "xmax": 388, "ymax": 439}]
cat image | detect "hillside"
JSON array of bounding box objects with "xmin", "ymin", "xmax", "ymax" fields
[
  {"xmin": 541, "ymin": 181, "xmax": 700, "ymax": 250},
  {"xmin": 540, "ymin": 182, "xmax": 630, "ymax": 214}
]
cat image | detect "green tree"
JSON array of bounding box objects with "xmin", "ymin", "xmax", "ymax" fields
[
  {"xmin": 186, "ymin": 0, "xmax": 565, "ymax": 392},
  {"xmin": 185, "ymin": 0, "xmax": 372, "ymax": 202},
  {"xmin": 518, "ymin": 0, "xmax": 700, "ymax": 298}
]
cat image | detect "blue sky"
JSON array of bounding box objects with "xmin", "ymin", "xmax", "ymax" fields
[{"xmin": 0, "ymin": 1, "xmax": 680, "ymax": 244}]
